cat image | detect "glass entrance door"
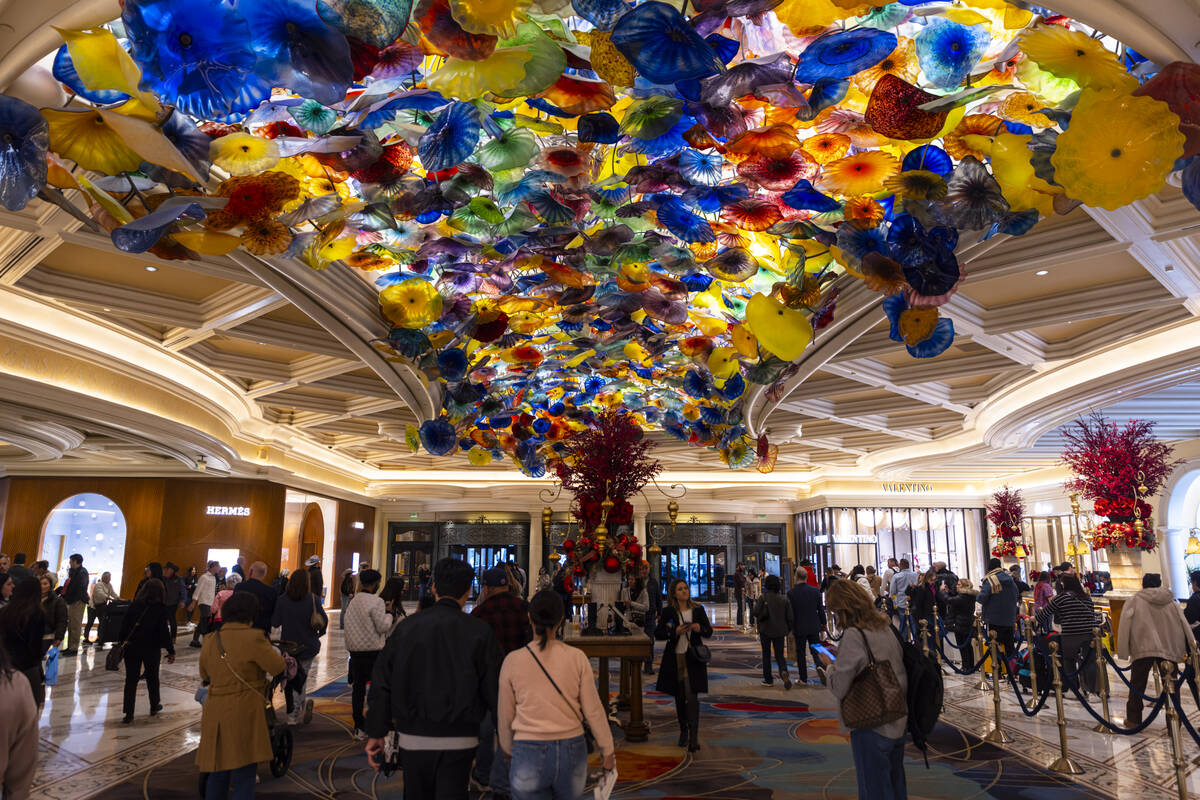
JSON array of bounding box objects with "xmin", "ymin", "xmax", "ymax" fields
[
  {"xmin": 391, "ymin": 544, "xmax": 433, "ymax": 601},
  {"xmin": 659, "ymin": 546, "xmax": 726, "ymax": 601},
  {"xmin": 449, "ymin": 545, "xmax": 517, "ymax": 598}
]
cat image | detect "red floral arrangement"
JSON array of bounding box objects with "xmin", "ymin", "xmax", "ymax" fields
[
  {"xmin": 991, "ymin": 540, "xmax": 1017, "ymax": 557},
  {"xmin": 555, "ymin": 411, "xmax": 662, "ymax": 535},
  {"xmin": 986, "ymin": 486, "xmax": 1025, "ymax": 539},
  {"xmin": 1061, "ymin": 413, "xmax": 1177, "ymax": 552}
]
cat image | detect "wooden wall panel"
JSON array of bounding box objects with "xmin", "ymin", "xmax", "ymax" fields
[
  {"xmin": 332, "ymin": 499, "xmax": 376, "ymax": 609},
  {"xmin": 0, "ymin": 477, "xmax": 287, "ymax": 596}
]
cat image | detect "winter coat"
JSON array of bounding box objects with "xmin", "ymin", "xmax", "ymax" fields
[
  {"xmin": 754, "ymin": 590, "xmax": 794, "ymax": 639},
  {"xmin": 118, "ymin": 601, "xmax": 175, "ymax": 656},
  {"xmin": 1117, "ymin": 587, "xmax": 1192, "ymax": 662},
  {"xmin": 196, "ymin": 623, "xmax": 285, "ymax": 772},
  {"xmin": 655, "ymin": 604, "xmax": 713, "ymax": 695},
  {"xmin": 977, "ymin": 568, "xmax": 1019, "ymax": 627},
  {"xmin": 270, "ymin": 593, "xmax": 327, "ymax": 661},
  {"xmin": 787, "ymin": 582, "xmax": 825, "ymax": 637},
  {"xmin": 946, "ymin": 590, "xmax": 977, "ymax": 632}
]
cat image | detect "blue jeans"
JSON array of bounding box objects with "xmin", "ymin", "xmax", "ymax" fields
[
  {"xmin": 473, "ymin": 711, "xmax": 510, "ymax": 793},
  {"xmin": 205, "ymin": 763, "xmax": 256, "ymax": 800},
  {"xmin": 849, "ymin": 729, "xmax": 907, "ymax": 800},
  {"xmin": 509, "ymin": 735, "xmax": 588, "ymax": 800}
]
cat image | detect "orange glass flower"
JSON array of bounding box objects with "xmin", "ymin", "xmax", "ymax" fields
[
  {"xmin": 852, "ymin": 37, "xmax": 917, "ymax": 93},
  {"xmin": 944, "ymin": 114, "xmax": 1003, "ymax": 160},
  {"xmin": 844, "ymin": 196, "xmax": 886, "ymax": 229},
  {"xmin": 800, "ymin": 132, "xmax": 851, "ymax": 165},
  {"xmin": 726, "ymin": 124, "xmax": 801, "ymax": 161},
  {"xmin": 820, "ymin": 151, "xmax": 899, "ymax": 196},
  {"xmin": 999, "ymin": 92, "xmax": 1054, "ymax": 128},
  {"xmin": 239, "ymin": 219, "xmax": 293, "ymax": 255}
]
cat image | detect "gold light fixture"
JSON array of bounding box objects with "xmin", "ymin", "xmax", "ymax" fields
[
  {"xmin": 542, "ymin": 505, "xmax": 553, "ymax": 530},
  {"xmin": 1014, "ymin": 543, "xmax": 1027, "ymax": 559},
  {"xmin": 1187, "ymin": 528, "xmax": 1200, "ymax": 555}
]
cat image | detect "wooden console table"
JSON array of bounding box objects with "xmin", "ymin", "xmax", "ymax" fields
[{"xmin": 564, "ymin": 630, "xmax": 654, "ymax": 742}]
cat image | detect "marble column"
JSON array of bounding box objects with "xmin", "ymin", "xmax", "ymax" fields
[
  {"xmin": 528, "ymin": 512, "xmax": 543, "ymax": 578},
  {"xmin": 633, "ymin": 512, "xmax": 647, "ymax": 545}
]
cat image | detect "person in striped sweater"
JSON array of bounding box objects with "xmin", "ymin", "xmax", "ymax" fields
[{"xmin": 1034, "ymin": 574, "xmax": 1100, "ymax": 694}]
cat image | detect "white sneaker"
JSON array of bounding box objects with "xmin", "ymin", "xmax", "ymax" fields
[{"xmin": 354, "ymin": 728, "xmax": 368, "ymax": 741}]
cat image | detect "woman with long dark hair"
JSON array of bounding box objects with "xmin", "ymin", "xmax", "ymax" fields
[
  {"xmin": 655, "ymin": 577, "xmax": 713, "ymax": 751},
  {"xmin": 0, "ymin": 579, "xmax": 47, "ymax": 708},
  {"xmin": 118, "ymin": 578, "xmax": 176, "ymax": 723},
  {"xmin": 378, "ymin": 576, "xmax": 409, "ymax": 626},
  {"xmin": 39, "ymin": 576, "xmax": 67, "ymax": 653},
  {"xmin": 498, "ymin": 590, "xmax": 614, "ymax": 799},
  {"xmin": 822, "ymin": 580, "xmax": 909, "ymax": 800},
  {"xmin": 270, "ymin": 567, "xmax": 327, "ymax": 724}
]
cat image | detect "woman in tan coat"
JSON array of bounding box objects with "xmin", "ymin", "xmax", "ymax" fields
[{"xmin": 197, "ymin": 591, "xmax": 284, "ymax": 799}]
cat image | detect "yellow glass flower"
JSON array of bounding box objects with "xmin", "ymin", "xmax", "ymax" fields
[
  {"xmin": 449, "ymin": 0, "xmax": 531, "ymax": 38},
  {"xmin": 943, "ymin": 114, "xmax": 1002, "ymax": 160},
  {"xmin": 819, "ymin": 150, "xmax": 899, "ymax": 196},
  {"xmin": 427, "ymin": 47, "xmax": 534, "ymax": 97},
  {"xmin": 578, "ymin": 30, "xmax": 637, "ymax": 89},
  {"xmin": 745, "ymin": 292, "xmax": 813, "ymax": 361},
  {"xmin": 404, "ymin": 424, "xmax": 420, "ymax": 453},
  {"xmin": 467, "ymin": 446, "xmax": 494, "ymax": 466},
  {"xmin": 380, "ymin": 278, "xmax": 445, "ymax": 329},
  {"xmin": 1018, "ymin": 25, "xmax": 1136, "ymax": 91},
  {"xmin": 210, "ymin": 133, "xmax": 280, "ymax": 176},
  {"xmin": 43, "ymin": 109, "xmax": 142, "ymax": 174},
  {"xmin": 1051, "ymin": 88, "xmax": 1184, "ymax": 210},
  {"xmin": 999, "ymin": 92, "xmax": 1053, "ymax": 128},
  {"xmin": 898, "ymin": 307, "xmax": 939, "ymax": 346},
  {"xmin": 988, "ymin": 132, "xmax": 1060, "ymax": 216},
  {"xmin": 775, "ymin": 0, "xmax": 860, "ymax": 35},
  {"xmin": 852, "ymin": 37, "xmax": 917, "ymax": 94},
  {"xmin": 882, "ymin": 170, "xmax": 947, "ymax": 200}
]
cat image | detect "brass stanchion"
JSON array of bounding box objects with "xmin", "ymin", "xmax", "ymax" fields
[
  {"xmin": 1090, "ymin": 626, "xmax": 1116, "ymax": 734},
  {"xmin": 1161, "ymin": 662, "xmax": 1189, "ymax": 800},
  {"xmin": 929, "ymin": 608, "xmax": 942, "ymax": 666},
  {"xmin": 982, "ymin": 630, "xmax": 1013, "ymax": 744},
  {"xmin": 974, "ymin": 615, "xmax": 990, "ymax": 691},
  {"xmin": 919, "ymin": 619, "xmax": 930, "ymax": 658},
  {"xmin": 1023, "ymin": 616, "xmax": 1038, "ymax": 700},
  {"xmin": 1047, "ymin": 641, "xmax": 1083, "ymax": 775}
]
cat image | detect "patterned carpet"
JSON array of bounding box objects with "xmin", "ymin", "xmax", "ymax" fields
[{"xmin": 105, "ymin": 625, "xmax": 1114, "ymax": 799}]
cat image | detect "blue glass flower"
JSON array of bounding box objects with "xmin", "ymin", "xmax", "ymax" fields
[
  {"xmin": 122, "ymin": 0, "xmax": 272, "ymax": 119},
  {"xmin": 572, "ymin": 0, "xmax": 628, "ymax": 32},
  {"xmin": 140, "ymin": 110, "xmax": 211, "ymax": 187},
  {"xmin": 1182, "ymin": 156, "xmax": 1200, "ymax": 213},
  {"xmin": 577, "ymin": 112, "xmax": 620, "ymax": 144},
  {"xmin": 111, "ymin": 201, "xmax": 205, "ymax": 253},
  {"xmin": 678, "ymin": 148, "xmax": 724, "ymax": 186},
  {"xmin": 52, "ymin": 45, "xmax": 129, "ymax": 105},
  {"xmin": 901, "ymin": 144, "xmax": 953, "ymax": 176},
  {"xmin": 419, "ymin": 417, "xmax": 458, "ymax": 455},
  {"xmin": 242, "ymin": 0, "xmax": 354, "ymax": 106},
  {"xmin": 781, "ymin": 179, "xmax": 840, "ymax": 213},
  {"xmin": 908, "ymin": 317, "xmax": 954, "ymax": 358},
  {"xmin": 0, "ymin": 95, "xmax": 49, "ymax": 212},
  {"xmin": 653, "ymin": 195, "xmax": 715, "ymax": 243},
  {"xmin": 437, "ymin": 347, "xmax": 469, "ymax": 381},
  {"xmin": 722, "ymin": 372, "xmax": 745, "ymax": 400},
  {"xmin": 611, "ymin": 1, "xmax": 723, "ymax": 85},
  {"xmin": 316, "ymin": 0, "xmax": 413, "ymax": 49},
  {"xmin": 417, "ymin": 101, "xmax": 481, "ymax": 171},
  {"xmin": 887, "ymin": 214, "xmax": 960, "ymax": 296},
  {"xmin": 681, "ymin": 184, "xmax": 748, "ymax": 213},
  {"xmin": 683, "ymin": 370, "xmax": 714, "ymax": 399},
  {"xmin": 915, "ymin": 19, "xmax": 990, "ymax": 90},
  {"xmin": 705, "ymin": 33, "xmax": 740, "ymax": 64},
  {"xmin": 983, "ymin": 209, "xmax": 1040, "ymax": 241},
  {"xmin": 681, "ymin": 273, "xmax": 713, "ymax": 292},
  {"xmin": 795, "ymin": 28, "xmax": 896, "ymax": 84}
]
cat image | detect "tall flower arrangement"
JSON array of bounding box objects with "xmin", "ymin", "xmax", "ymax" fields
[
  {"xmin": 986, "ymin": 485, "xmax": 1025, "ymax": 557},
  {"xmin": 554, "ymin": 411, "xmax": 660, "ymax": 575},
  {"xmin": 1061, "ymin": 413, "xmax": 1178, "ymax": 551}
]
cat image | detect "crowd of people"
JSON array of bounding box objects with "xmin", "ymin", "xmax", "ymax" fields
[{"xmin": 5, "ymin": 545, "xmax": 1200, "ymax": 800}]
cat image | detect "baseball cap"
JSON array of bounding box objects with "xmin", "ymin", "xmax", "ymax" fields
[
  {"xmin": 482, "ymin": 565, "xmax": 509, "ymax": 587},
  {"xmin": 306, "ymin": 555, "xmax": 320, "ymax": 567}
]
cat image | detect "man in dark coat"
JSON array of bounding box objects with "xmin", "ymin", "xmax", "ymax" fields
[
  {"xmin": 234, "ymin": 561, "xmax": 278, "ymax": 632},
  {"xmin": 787, "ymin": 565, "xmax": 826, "ymax": 685},
  {"xmin": 306, "ymin": 556, "xmax": 324, "ymax": 604},
  {"xmin": 162, "ymin": 562, "xmax": 188, "ymax": 640},
  {"xmin": 62, "ymin": 554, "xmax": 90, "ymax": 655},
  {"xmin": 733, "ymin": 563, "xmax": 747, "ymax": 626}
]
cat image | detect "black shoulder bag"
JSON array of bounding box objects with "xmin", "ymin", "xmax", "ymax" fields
[{"xmin": 525, "ymin": 644, "xmax": 597, "ymax": 754}]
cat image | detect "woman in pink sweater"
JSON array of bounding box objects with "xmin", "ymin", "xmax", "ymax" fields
[{"xmin": 498, "ymin": 590, "xmax": 615, "ymax": 799}]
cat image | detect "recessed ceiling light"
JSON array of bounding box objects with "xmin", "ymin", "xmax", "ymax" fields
[
  {"xmin": 1035, "ymin": 270, "xmax": 1049, "ymax": 276},
  {"xmin": 144, "ymin": 266, "xmax": 158, "ymax": 272}
]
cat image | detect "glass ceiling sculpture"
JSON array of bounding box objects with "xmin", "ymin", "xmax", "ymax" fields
[{"xmin": 5, "ymin": 0, "xmax": 1199, "ymax": 474}]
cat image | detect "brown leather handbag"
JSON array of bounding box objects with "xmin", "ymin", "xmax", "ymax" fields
[{"xmin": 840, "ymin": 628, "xmax": 907, "ymax": 729}]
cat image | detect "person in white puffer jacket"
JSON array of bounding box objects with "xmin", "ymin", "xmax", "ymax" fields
[{"xmin": 343, "ymin": 569, "xmax": 392, "ymax": 740}]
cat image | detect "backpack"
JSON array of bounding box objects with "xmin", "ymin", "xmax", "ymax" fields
[{"xmin": 891, "ymin": 627, "xmax": 943, "ymax": 765}]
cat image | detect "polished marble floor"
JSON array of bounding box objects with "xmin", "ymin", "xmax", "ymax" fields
[{"xmin": 29, "ymin": 601, "xmax": 1197, "ymax": 800}]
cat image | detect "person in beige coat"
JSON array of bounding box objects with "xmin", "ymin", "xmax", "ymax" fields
[
  {"xmin": 1117, "ymin": 573, "xmax": 1197, "ymax": 725},
  {"xmin": 0, "ymin": 646, "xmax": 37, "ymax": 800},
  {"xmin": 197, "ymin": 591, "xmax": 285, "ymax": 798}
]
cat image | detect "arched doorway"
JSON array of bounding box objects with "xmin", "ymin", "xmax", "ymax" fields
[
  {"xmin": 300, "ymin": 503, "xmax": 324, "ymax": 566},
  {"xmin": 40, "ymin": 493, "xmax": 128, "ymax": 594}
]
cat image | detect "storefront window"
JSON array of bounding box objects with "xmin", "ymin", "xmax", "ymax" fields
[{"xmin": 40, "ymin": 493, "xmax": 127, "ymax": 594}]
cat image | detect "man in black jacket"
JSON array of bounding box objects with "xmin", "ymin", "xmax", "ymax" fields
[
  {"xmin": 162, "ymin": 562, "xmax": 188, "ymax": 640},
  {"xmin": 306, "ymin": 555, "xmax": 325, "ymax": 604},
  {"xmin": 62, "ymin": 554, "xmax": 90, "ymax": 655},
  {"xmin": 366, "ymin": 557, "xmax": 501, "ymax": 800},
  {"xmin": 233, "ymin": 561, "xmax": 277, "ymax": 632},
  {"xmin": 787, "ymin": 566, "xmax": 826, "ymax": 685}
]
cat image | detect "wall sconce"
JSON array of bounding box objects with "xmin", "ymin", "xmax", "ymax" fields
[
  {"xmin": 196, "ymin": 456, "xmax": 207, "ymax": 472},
  {"xmin": 1187, "ymin": 528, "xmax": 1200, "ymax": 555}
]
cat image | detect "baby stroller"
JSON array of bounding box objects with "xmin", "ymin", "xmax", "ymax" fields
[{"xmin": 197, "ymin": 640, "xmax": 301, "ymax": 796}]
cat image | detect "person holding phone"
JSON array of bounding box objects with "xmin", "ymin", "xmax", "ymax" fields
[{"xmin": 655, "ymin": 578, "xmax": 713, "ymax": 752}]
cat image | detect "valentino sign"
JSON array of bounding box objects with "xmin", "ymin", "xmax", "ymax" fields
[
  {"xmin": 206, "ymin": 506, "xmax": 251, "ymax": 517},
  {"xmin": 880, "ymin": 482, "xmax": 934, "ymax": 493}
]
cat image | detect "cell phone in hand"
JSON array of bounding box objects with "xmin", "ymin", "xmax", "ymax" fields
[{"xmin": 813, "ymin": 644, "xmax": 836, "ymax": 662}]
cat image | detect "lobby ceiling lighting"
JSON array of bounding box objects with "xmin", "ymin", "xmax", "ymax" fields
[
  {"xmin": 144, "ymin": 266, "xmax": 157, "ymax": 272},
  {"xmin": 1035, "ymin": 270, "xmax": 1049, "ymax": 276}
]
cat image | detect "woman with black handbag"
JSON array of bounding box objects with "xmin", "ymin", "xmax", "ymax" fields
[
  {"xmin": 270, "ymin": 568, "xmax": 327, "ymax": 725},
  {"xmin": 819, "ymin": 580, "xmax": 909, "ymax": 800},
  {"xmin": 117, "ymin": 578, "xmax": 175, "ymax": 724},
  {"xmin": 655, "ymin": 578, "xmax": 713, "ymax": 752},
  {"xmin": 498, "ymin": 590, "xmax": 614, "ymax": 799}
]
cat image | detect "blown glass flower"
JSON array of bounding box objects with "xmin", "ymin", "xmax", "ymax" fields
[
  {"xmin": 820, "ymin": 150, "xmax": 899, "ymax": 196},
  {"xmin": 0, "ymin": 95, "xmax": 49, "ymax": 212},
  {"xmin": 122, "ymin": 0, "xmax": 272, "ymax": 119},
  {"xmin": 210, "ymin": 132, "xmax": 280, "ymax": 175},
  {"xmin": 852, "ymin": 36, "xmax": 917, "ymax": 93},
  {"xmin": 610, "ymin": 1, "xmax": 724, "ymax": 85},
  {"xmin": 915, "ymin": 19, "xmax": 990, "ymax": 89},
  {"xmin": 932, "ymin": 156, "xmax": 1009, "ymax": 231},
  {"xmin": 417, "ymin": 101, "xmax": 482, "ymax": 172},
  {"xmin": 1133, "ymin": 61, "xmax": 1200, "ymax": 158},
  {"xmin": 318, "ymin": 0, "xmax": 414, "ymax": 49},
  {"xmin": 1019, "ymin": 24, "xmax": 1134, "ymax": 90},
  {"xmin": 795, "ymin": 28, "xmax": 897, "ymax": 84},
  {"xmin": 242, "ymin": 0, "xmax": 354, "ymax": 106},
  {"xmin": 1051, "ymin": 88, "xmax": 1185, "ymax": 210},
  {"xmin": 449, "ymin": 0, "xmax": 531, "ymax": 37},
  {"xmin": 239, "ymin": 218, "xmax": 293, "ymax": 254}
]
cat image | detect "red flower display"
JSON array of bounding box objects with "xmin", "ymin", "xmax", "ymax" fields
[
  {"xmin": 985, "ymin": 485, "xmax": 1025, "ymax": 539},
  {"xmin": 556, "ymin": 411, "xmax": 662, "ymax": 534},
  {"xmin": 991, "ymin": 540, "xmax": 1017, "ymax": 558}
]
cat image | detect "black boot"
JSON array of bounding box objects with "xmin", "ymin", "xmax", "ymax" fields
[
  {"xmin": 688, "ymin": 722, "xmax": 700, "ymax": 752},
  {"xmin": 676, "ymin": 701, "xmax": 688, "ymax": 746}
]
